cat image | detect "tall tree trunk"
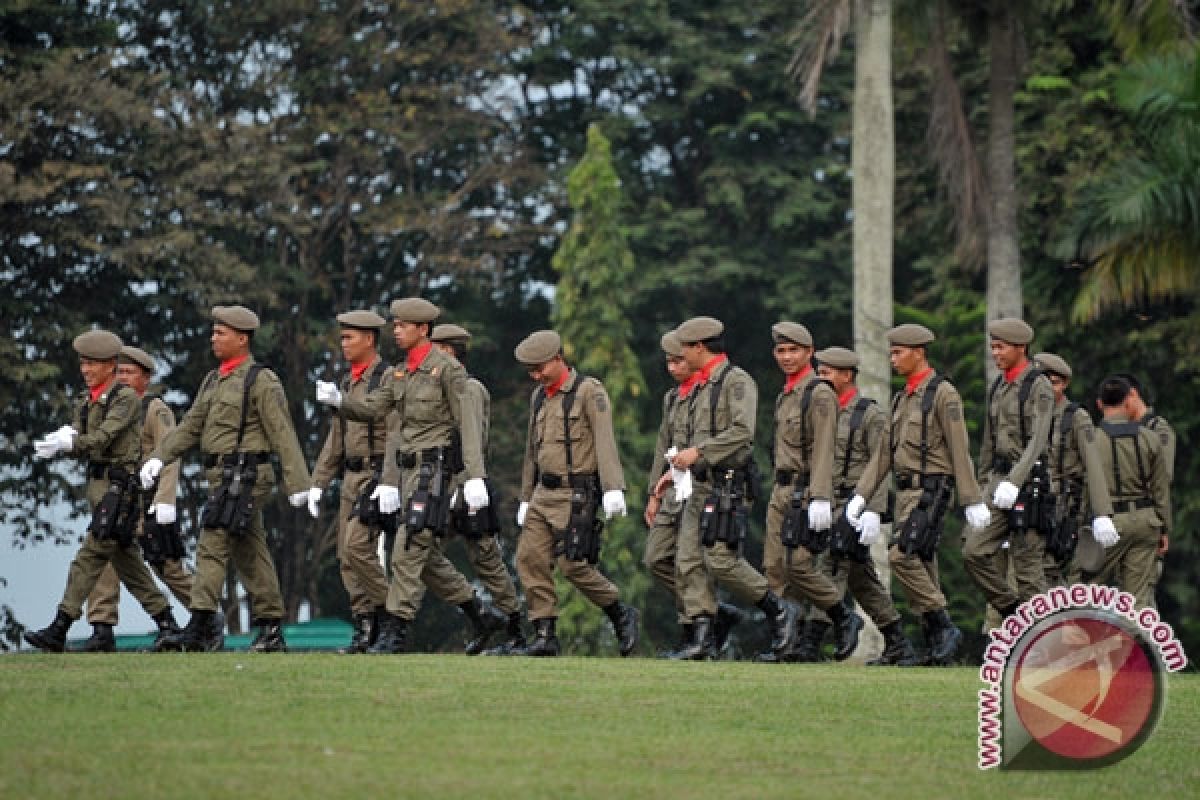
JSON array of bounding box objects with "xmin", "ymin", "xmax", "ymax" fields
[{"xmin": 852, "ymin": 0, "xmax": 894, "ymax": 660}]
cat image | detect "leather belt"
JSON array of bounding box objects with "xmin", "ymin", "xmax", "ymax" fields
[
  {"xmin": 345, "ymin": 455, "xmax": 385, "ymax": 473},
  {"xmin": 203, "ymin": 452, "xmax": 269, "ymax": 469}
]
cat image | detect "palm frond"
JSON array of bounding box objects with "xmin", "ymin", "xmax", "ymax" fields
[{"xmin": 787, "ymin": 0, "xmax": 852, "ymax": 116}]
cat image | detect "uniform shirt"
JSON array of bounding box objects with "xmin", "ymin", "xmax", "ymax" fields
[
  {"xmin": 154, "ymin": 356, "xmax": 311, "ymax": 496},
  {"xmin": 142, "ymin": 395, "xmax": 180, "ymax": 509},
  {"xmin": 856, "ymin": 370, "xmax": 983, "ymax": 507},
  {"xmin": 686, "ymin": 360, "xmax": 756, "ymax": 479},
  {"xmin": 461, "ymin": 376, "xmax": 491, "ymax": 477},
  {"xmin": 1095, "ymin": 413, "xmax": 1170, "ymax": 530},
  {"xmin": 339, "ymin": 345, "xmax": 484, "ymax": 486},
  {"xmin": 311, "ymin": 356, "xmax": 391, "ymax": 489},
  {"xmin": 832, "ymin": 389, "xmax": 888, "ymax": 513},
  {"xmin": 1046, "ymin": 397, "xmax": 1113, "ymax": 518},
  {"xmin": 772, "ymin": 371, "xmax": 836, "ymax": 502},
  {"xmin": 70, "ymin": 381, "xmax": 141, "ymax": 469},
  {"xmin": 519, "ymin": 369, "xmax": 625, "ymax": 503},
  {"xmin": 978, "ymin": 362, "xmax": 1055, "ymax": 488},
  {"xmin": 647, "ymin": 385, "xmax": 694, "ymax": 512}
]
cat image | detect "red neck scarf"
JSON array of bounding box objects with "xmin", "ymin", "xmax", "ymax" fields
[
  {"xmin": 838, "ymin": 387, "xmax": 859, "ymax": 409},
  {"xmin": 350, "ymin": 359, "xmax": 374, "ymax": 383},
  {"xmin": 1004, "ymin": 358, "xmax": 1030, "ymax": 384},
  {"xmin": 88, "ymin": 378, "xmax": 116, "ymax": 404},
  {"xmin": 544, "ymin": 368, "xmax": 570, "ymax": 399},
  {"xmin": 677, "ymin": 373, "xmax": 701, "ymax": 400},
  {"xmin": 219, "ymin": 354, "xmax": 249, "ymax": 377},
  {"xmin": 696, "ymin": 354, "xmax": 728, "ymax": 386},
  {"xmin": 406, "ymin": 341, "xmax": 432, "ymax": 374},
  {"xmin": 906, "ymin": 367, "xmax": 933, "ymax": 395},
  {"xmin": 783, "ymin": 364, "xmax": 813, "ymax": 395}
]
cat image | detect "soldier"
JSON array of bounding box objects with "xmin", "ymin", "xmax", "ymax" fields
[
  {"xmin": 1089, "ymin": 376, "xmax": 1170, "ymax": 607},
  {"xmin": 1117, "ymin": 373, "xmax": 1173, "ymax": 607},
  {"xmin": 80, "ymin": 346, "xmax": 197, "ymax": 652},
  {"xmin": 25, "ymin": 330, "xmax": 180, "ymax": 652},
  {"xmin": 307, "ymin": 310, "xmax": 393, "ymax": 654},
  {"xmin": 846, "ymin": 324, "xmax": 990, "ymax": 665},
  {"xmin": 429, "ymin": 322, "xmax": 527, "ymax": 655},
  {"xmin": 511, "ymin": 329, "xmax": 640, "ymax": 657},
  {"xmin": 140, "ymin": 306, "xmax": 312, "ymax": 652},
  {"xmin": 811, "ymin": 346, "xmax": 917, "ymax": 666},
  {"xmin": 316, "ymin": 298, "xmax": 506, "ymax": 654},
  {"xmin": 759, "ymin": 324, "xmax": 863, "ymax": 663},
  {"xmin": 963, "ymin": 318, "xmax": 1056, "ymax": 619},
  {"xmin": 666, "ymin": 316, "xmax": 797, "ymax": 661}
]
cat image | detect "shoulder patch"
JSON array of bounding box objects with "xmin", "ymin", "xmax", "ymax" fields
[
  {"xmin": 814, "ymin": 396, "xmax": 833, "ymax": 417},
  {"xmin": 593, "ymin": 389, "xmax": 609, "ymax": 413},
  {"xmin": 1160, "ymin": 431, "xmax": 1169, "ymax": 446},
  {"xmin": 732, "ymin": 382, "xmax": 745, "ymax": 402},
  {"xmin": 272, "ymin": 384, "xmax": 289, "ymax": 413},
  {"xmin": 946, "ymin": 401, "xmax": 962, "ymax": 422},
  {"xmin": 1037, "ymin": 394, "xmax": 1052, "ymax": 413},
  {"xmin": 1084, "ymin": 426, "xmax": 1095, "ymax": 444}
]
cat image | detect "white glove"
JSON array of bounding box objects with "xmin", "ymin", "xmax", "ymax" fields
[
  {"xmin": 845, "ymin": 494, "xmax": 866, "ymax": 526},
  {"xmin": 289, "ymin": 491, "xmax": 309, "ymax": 508},
  {"xmin": 153, "ymin": 504, "xmax": 177, "ymax": 525},
  {"xmin": 965, "ymin": 502, "xmax": 991, "ymax": 530},
  {"xmin": 315, "ymin": 380, "xmax": 342, "ymax": 408},
  {"xmin": 858, "ymin": 511, "xmax": 882, "ymax": 545},
  {"xmin": 602, "ymin": 490, "xmax": 627, "ymax": 519},
  {"xmin": 33, "ymin": 438, "xmax": 60, "ymax": 460},
  {"xmin": 993, "ymin": 480, "xmax": 1020, "ymax": 510},
  {"xmin": 1092, "ymin": 516, "xmax": 1119, "ymax": 548},
  {"xmin": 664, "ymin": 447, "xmax": 693, "ymax": 502},
  {"xmin": 307, "ymin": 487, "xmax": 322, "ymax": 519},
  {"xmin": 807, "ymin": 499, "xmax": 832, "ymax": 532},
  {"xmin": 516, "ymin": 501, "xmax": 529, "ymax": 527},
  {"xmin": 372, "ymin": 484, "xmax": 400, "ymax": 515},
  {"xmin": 463, "ymin": 478, "xmax": 489, "ymax": 510},
  {"xmin": 48, "ymin": 425, "xmax": 77, "ymax": 450},
  {"xmin": 140, "ymin": 458, "xmax": 164, "ymax": 490}
]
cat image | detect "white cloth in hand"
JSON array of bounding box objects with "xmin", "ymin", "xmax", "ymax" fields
[
  {"xmin": 140, "ymin": 458, "xmax": 164, "ymax": 490},
  {"xmin": 858, "ymin": 511, "xmax": 882, "ymax": 545},
  {"xmin": 845, "ymin": 495, "xmax": 866, "ymax": 526},
  {"xmin": 516, "ymin": 501, "xmax": 529, "ymax": 527},
  {"xmin": 602, "ymin": 490, "xmax": 627, "ymax": 519},
  {"xmin": 807, "ymin": 499, "xmax": 832, "ymax": 532},
  {"xmin": 1092, "ymin": 516, "xmax": 1119, "ymax": 548},
  {"xmin": 315, "ymin": 380, "xmax": 342, "ymax": 408},
  {"xmin": 965, "ymin": 502, "xmax": 991, "ymax": 529},
  {"xmin": 463, "ymin": 478, "xmax": 489, "ymax": 510},
  {"xmin": 664, "ymin": 446, "xmax": 693, "ymax": 502},
  {"xmin": 289, "ymin": 491, "xmax": 309, "ymax": 508},
  {"xmin": 33, "ymin": 438, "xmax": 60, "ymax": 460},
  {"xmin": 373, "ymin": 484, "xmax": 400, "ymax": 515},
  {"xmin": 153, "ymin": 504, "xmax": 177, "ymax": 525},
  {"xmin": 993, "ymin": 480, "xmax": 1019, "ymax": 510},
  {"xmin": 48, "ymin": 425, "xmax": 77, "ymax": 450},
  {"xmin": 307, "ymin": 487, "xmax": 322, "ymax": 519}
]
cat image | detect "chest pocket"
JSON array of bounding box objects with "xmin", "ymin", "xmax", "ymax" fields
[
  {"xmin": 405, "ymin": 374, "xmax": 443, "ymax": 422},
  {"xmin": 781, "ymin": 412, "xmax": 807, "ymax": 448},
  {"xmin": 545, "ymin": 402, "xmax": 586, "ymax": 443}
]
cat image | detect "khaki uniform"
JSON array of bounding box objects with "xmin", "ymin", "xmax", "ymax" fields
[
  {"xmin": 964, "ymin": 363, "xmax": 1055, "ymax": 609},
  {"xmin": 644, "ymin": 386, "xmax": 693, "ymax": 623},
  {"xmin": 1043, "ymin": 399, "xmax": 1113, "ymax": 584},
  {"xmin": 856, "ymin": 372, "xmax": 982, "ymax": 614},
  {"xmin": 154, "ymin": 357, "xmax": 311, "ymax": 620},
  {"xmin": 517, "ymin": 370, "xmax": 625, "ymax": 621},
  {"xmin": 311, "ymin": 357, "xmax": 391, "ymax": 617},
  {"xmin": 676, "ymin": 360, "xmax": 768, "ymax": 616},
  {"xmin": 1090, "ymin": 414, "xmax": 1170, "ymax": 607},
  {"xmin": 87, "ymin": 395, "xmax": 193, "ymax": 624},
  {"xmin": 1140, "ymin": 408, "xmax": 1174, "ymax": 608},
  {"xmin": 339, "ymin": 346, "xmax": 477, "ymax": 620},
  {"xmin": 763, "ymin": 371, "xmax": 842, "ymax": 611},
  {"xmin": 58, "ymin": 383, "xmax": 171, "ymax": 620}
]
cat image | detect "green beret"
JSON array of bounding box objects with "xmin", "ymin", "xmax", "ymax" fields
[
  {"xmin": 816, "ymin": 346, "xmax": 858, "ymax": 369},
  {"xmin": 118, "ymin": 345, "xmax": 155, "ymax": 373},
  {"xmin": 675, "ymin": 316, "xmax": 724, "ymax": 344},
  {"xmin": 660, "ymin": 330, "xmax": 683, "ymax": 357},
  {"xmin": 389, "ymin": 297, "xmax": 440, "ymax": 323},
  {"xmin": 988, "ymin": 317, "xmax": 1034, "ymax": 345},
  {"xmin": 514, "ymin": 330, "xmax": 562, "ymax": 366},
  {"xmin": 771, "ymin": 321, "xmax": 813, "ymax": 347},
  {"xmin": 337, "ymin": 309, "xmax": 387, "ymax": 330},
  {"xmin": 887, "ymin": 324, "xmax": 935, "ymax": 347},
  {"xmin": 212, "ymin": 305, "xmax": 260, "ymax": 332},
  {"xmin": 431, "ymin": 323, "xmax": 472, "ymax": 345},
  {"xmin": 1034, "ymin": 352, "xmax": 1072, "ymax": 380},
  {"xmin": 73, "ymin": 329, "xmax": 123, "ymax": 360}
]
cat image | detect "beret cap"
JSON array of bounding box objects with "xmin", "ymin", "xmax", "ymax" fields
[
  {"xmin": 73, "ymin": 329, "xmax": 123, "ymax": 360},
  {"xmin": 675, "ymin": 316, "xmax": 724, "ymax": 343},
  {"xmin": 1034, "ymin": 352, "xmax": 1072, "ymax": 380},
  {"xmin": 514, "ymin": 330, "xmax": 562, "ymax": 366},
  {"xmin": 212, "ymin": 305, "xmax": 260, "ymax": 332},
  {"xmin": 887, "ymin": 324, "xmax": 935, "ymax": 346},
  {"xmin": 772, "ymin": 321, "xmax": 813, "ymax": 347},
  {"xmin": 389, "ymin": 297, "xmax": 440, "ymax": 323},
  {"xmin": 815, "ymin": 346, "xmax": 858, "ymax": 369},
  {"xmin": 337, "ymin": 309, "xmax": 387, "ymax": 330},
  {"xmin": 988, "ymin": 317, "xmax": 1034, "ymax": 345},
  {"xmin": 118, "ymin": 345, "xmax": 155, "ymax": 373},
  {"xmin": 660, "ymin": 330, "xmax": 684, "ymax": 357},
  {"xmin": 431, "ymin": 323, "xmax": 472, "ymax": 344}
]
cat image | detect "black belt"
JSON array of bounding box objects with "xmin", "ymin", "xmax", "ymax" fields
[
  {"xmin": 539, "ymin": 472, "xmax": 599, "ymax": 490},
  {"xmin": 87, "ymin": 463, "xmax": 133, "ymax": 481},
  {"xmin": 1114, "ymin": 498, "xmax": 1154, "ymax": 513},
  {"xmin": 397, "ymin": 447, "xmax": 449, "ymax": 469},
  {"xmin": 775, "ymin": 469, "xmax": 810, "ymax": 486},
  {"xmin": 834, "ymin": 485, "xmax": 856, "ymax": 500},
  {"xmin": 345, "ymin": 455, "xmax": 385, "ymax": 473},
  {"xmin": 203, "ymin": 452, "xmax": 269, "ymax": 469},
  {"xmin": 991, "ymin": 456, "xmax": 1013, "ymax": 474},
  {"xmin": 895, "ymin": 472, "xmax": 951, "ymax": 491}
]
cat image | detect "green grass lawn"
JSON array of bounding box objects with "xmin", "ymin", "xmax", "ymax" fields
[{"xmin": 0, "ymin": 655, "xmax": 1195, "ymax": 799}]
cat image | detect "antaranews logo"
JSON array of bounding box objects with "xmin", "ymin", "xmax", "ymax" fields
[{"xmin": 977, "ymin": 584, "xmax": 1187, "ymax": 770}]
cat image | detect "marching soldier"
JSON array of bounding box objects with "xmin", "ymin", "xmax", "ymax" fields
[
  {"xmin": 666, "ymin": 317, "xmax": 797, "ymax": 661},
  {"xmin": 846, "ymin": 324, "xmax": 990, "ymax": 665},
  {"xmin": 1118, "ymin": 374, "xmax": 1173, "ymax": 608},
  {"xmin": 1090, "ymin": 376, "xmax": 1170, "ymax": 607},
  {"xmin": 430, "ymin": 322, "xmax": 527, "ymax": 655},
  {"xmin": 512, "ymin": 330, "xmax": 640, "ymax": 657},
  {"xmin": 308, "ymin": 310, "xmax": 393, "ymax": 654},
  {"xmin": 759, "ymin": 324, "xmax": 862, "ymax": 663},
  {"xmin": 80, "ymin": 346, "xmax": 196, "ymax": 652},
  {"xmin": 316, "ymin": 298, "xmax": 505, "ymax": 654},
  {"xmin": 25, "ymin": 330, "xmax": 180, "ymax": 652},
  {"xmin": 963, "ymin": 318, "xmax": 1055, "ymax": 619},
  {"xmin": 141, "ymin": 305, "xmax": 312, "ymax": 652}
]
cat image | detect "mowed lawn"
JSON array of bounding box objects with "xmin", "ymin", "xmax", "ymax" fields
[{"xmin": 0, "ymin": 655, "xmax": 1196, "ymax": 799}]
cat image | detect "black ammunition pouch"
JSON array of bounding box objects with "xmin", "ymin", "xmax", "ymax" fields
[
  {"xmin": 89, "ymin": 467, "xmax": 140, "ymax": 547},
  {"xmin": 1046, "ymin": 481, "xmax": 1083, "ymax": 564},
  {"xmin": 699, "ymin": 468, "xmax": 751, "ymax": 551},
  {"xmin": 344, "ymin": 455, "xmax": 385, "ymax": 473},
  {"xmin": 1009, "ymin": 460, "xmax": 1054, "ymax": 539},
  {"xmin": 449, "ymin": 479, "xmax": 501, "ymax": 539},
  {"xmin": 829, "ymin": 512, "xmax": 869, "ymax": 570},
  {"xmin": 556, "ymin": 474, "xmax": 602, "ymax": 564},
  {"xmin": 200, "ymin": 453, "xmax": 262, "ymax": 536},
  {"xmin": 897, "ymin": 475, "xmax": 954, "ymax": 562},
  {"xmin": 403, "ymin": 456, "xmax": 450, "ymax": 544},
  {"xmin": 142, "ymin": 518, "xmax": 186, "ymax": 566},
  {"xmin": 350, "ymin": 474, "xmax": 399, "ymax": 538}
]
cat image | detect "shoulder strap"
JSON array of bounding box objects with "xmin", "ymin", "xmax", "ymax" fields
[
  {"xmin": 919, "ymin": 375, "xmax": 944, "ymax": 475},
  {"xmin": 665, "ymin": 386, "xmax": 680, "ymax": 443},
  {"xmin": 365, "ymin": 361, "xmax": 387, "ymax": 453},
  {"xmin": 708, "ymin": 367, "xmax": 731, "ymax": 437},
  {"xmin": 534, "ymin": 375, "xmax": 589, "ymax": 474},
  {"xmin": 1100, "ymin": 419, "xmax": 1148, "ymax": 491},
  {"xmin": 1016, "ymin": 368, "xmax": 1043, "ymax": 443},
  {"xmin": 1055, "ymin": 402, "xmax": 1079, "ymax": 494},
  {"xmin": 986, "ymin": 375, "xmax": 1003, "ymax": 456},
  {"xmin": 234, "ymin": 365, "xmax": 265, "ymax": 450},
  {"xmin": 841, "ymin": 396, "xmax": 875, "ymax": 482}
]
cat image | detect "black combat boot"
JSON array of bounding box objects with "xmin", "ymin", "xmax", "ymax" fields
[
  {"xmin": 670, "ymin": 615, "xmax": 716, "ymax": 661},
  {"xmin": 461, "ymin": 597, "xmax": 507, "ymax": 656},
  {"xmin": 159, "ymin": 610, "xmax": 221, "ymax": 652},
  {"xmin": 790, "ymin": 620, "xmax": 830, "ymax": 663},
  {"xmin": 923, "ymin": 608, "xmax": 963, "ymax": 666},
  {"xmin": 713, "ymin": 602, "xmax": 744, "ymax": 651},
  {"xmin": 662, "ymin": 623, "xmax": 695, "ymax": 659},
  {"xmin": 756, "ymin": 591, "xmax": 798, "ymax": 655},
  {"xmin": 603, "ymin": 602, "xmax": 640, "ymax": 657},
  {"xmin": 249, "ymin": 620, "xmax": 288, "ymax": 653},
  {"xmin": 867, "ymin": 620, "xmax": 919, "ymax": 666},
  {"xmin": 482, "ymin": 612, "xmax": 528, "ymax": 656},
  {"xmin": 80, "ymin": 623, "xmax": 116, "ymax": 653},
  {"xmin": 150, "ymin": 610, "xmax": 181, "ymax": 652},
  {"xmin": 367, "ymin": 613, "xmax": 409, "ymax": 654},
  {"xmin": 342, "ymin": 613, "xmax": 376, "ymax": 654},
  {"xmin": 519, "ymin": 618, "xmax": 560, "ymax": 657},
  {"xmin": 827, "ymin": 602, "xmax": 865, "ymax": 661},
  {"xmin": 24, "ymin": 609, "xmax": 74, "ymax": 653}
]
